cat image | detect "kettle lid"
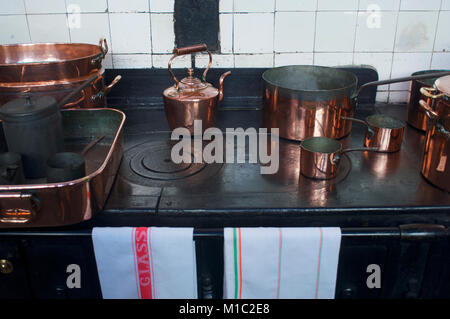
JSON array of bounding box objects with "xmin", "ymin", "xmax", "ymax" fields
[
  {"xmin": 0, "ymin": 95, "xmax": 59, "ymax": 122},
  {"xmin": 178, "ymin": 68, "xmax": 209, "ymax": 92}
]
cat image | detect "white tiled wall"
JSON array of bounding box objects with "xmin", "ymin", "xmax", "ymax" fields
[{"xmin": 0, "ymin": 0, "xmax": 449, "ymax": 102}]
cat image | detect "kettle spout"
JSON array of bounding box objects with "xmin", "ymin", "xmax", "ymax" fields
[{"xmin": 218, "ymin": 71, "xmax": 231, "ymax": 103}]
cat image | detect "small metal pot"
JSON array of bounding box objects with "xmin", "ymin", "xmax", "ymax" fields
[
  {"xmin": 300, "ymin": 136, "xmax": 377, "ymax": 180},
  {"xmin": 407, "ymin": 70, "xmax": 450, "ymax": 131},
  {"xmin": 343, "ymin": 114, "xmax": 405, "ymax": 152},
  {"xmin": 0, "ymin": 152, "xmax": 24, "ymax": 184},
  {"xmin": 46, "ymin": 152, "xmax": 85, "ymax": 183}
]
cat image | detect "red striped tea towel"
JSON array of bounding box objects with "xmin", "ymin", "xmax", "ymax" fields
[
  {"xmin": 92, "ymin": 227, "xmax": 197, "ymax": 299},
  {"xmin": 223, "ymin": 227, "xmax": 341, "ymax": 299}
]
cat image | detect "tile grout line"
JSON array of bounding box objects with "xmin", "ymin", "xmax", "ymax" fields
[
  {"xmin": 148, "ymin": 0, "xmax": 153, "ymax": 69},
  {"xmin": 22, "ymin": 0, "xmax": 32, "ymax": 42},
  {"xmin": 388, "ymin": 4, "xmax": 401, "ymax": 103},
  {"xmin": 430, "ymin": 0, "xmax": 443, "ymax": 69},
  {"xmin": 106, "ymin": 0, "xmax": 115, "ymax": 69},
  {"xmin": 312, "ymin": 0, "xmax": 318, "ymax": 64}
]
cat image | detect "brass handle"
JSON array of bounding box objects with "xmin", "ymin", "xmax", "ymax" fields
[
  {"xmin": 91, "ymin": 37, "xmax": 109, "ymax": 66},
  {"xmin": 0, "ymin": 193, "xmax": 40, "ymax": 224},
  {"xmin": 91, "ymin": 75, "xmax": 121, "ymax": 102},
  {"xmin": 420, "ymin": 87, "xmax": 443, "ymax": 99},
  {"xmin": 0, "ymin": 259, "xmax": 13, "ymax": 274},
  {"xmin": 168, "ymin": 43, "xmax": 212, "ymax": 88},
  {"xmin": 419, "ymin": 99, "xmax": 439, "ymax": 118}
]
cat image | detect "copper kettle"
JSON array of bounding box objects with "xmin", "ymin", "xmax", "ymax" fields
[{"xmin": 162, "ymin": 44, "xmax": 231, "ymax": 135}]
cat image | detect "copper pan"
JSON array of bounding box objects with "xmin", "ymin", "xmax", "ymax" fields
[
  {"xmin": 419, "ymin": 75, "xmax": 450, "ymax": 192},
  {"xmin": 262, "ymin": 65, "xmax": 450, "ymax": 141},
  {"xmin": 0, "ymin": 38, "xmax": 108, "ymax": 82},
  {"xmin": 0, "ymin": 68, "xmax": 121, "ymax": 108},
  {"xmin": 300, "ymin": 136, "xmax": 378, "ymax": 180}
]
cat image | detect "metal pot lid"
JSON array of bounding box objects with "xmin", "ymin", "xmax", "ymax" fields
[
  {"xmin": 0, "ymin": 95, "xmax": 58, "ymax": 122},
  {"xmin": 435, "ymin": 75, "xmax": 450, "ymax": 97},
  {"xmin": 164, "ymin": 68, "xmax": 218, "ymax": 100}
]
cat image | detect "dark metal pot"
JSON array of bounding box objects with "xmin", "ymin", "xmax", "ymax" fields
[{"xmin": 262, "ymin": 65, "xmax": 450, "ymax": 141}]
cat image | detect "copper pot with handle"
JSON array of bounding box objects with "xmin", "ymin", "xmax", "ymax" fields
[
  {"xmin": 262, "ymin": 65, "xmax": 450, "ymax": 141},
  {"xmin": 0, "ymin": 38, "xmax": 108, "ymax": 82},
  {"xmin": 419, "ymin": 75, "xmax": 450, "ymax": 192},
  {"xmin": 162, "ymin": 44, "xmax": 231, "ymax": 134}
]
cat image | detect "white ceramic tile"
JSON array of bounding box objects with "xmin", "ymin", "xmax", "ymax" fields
[
  {"xmin": 113, "ymin": 54, "xmax": 151, "ymax": 68},
  {"xmin": 28, "ymin": 14, "xmax": 70, "ymax": 43},
  {"xmin": 219, "ymin": 14, "xmax": 233, "ymax": 53},
  {"xmin": 317, "ymin": 0, "xmax": 358, "ymax": 11},
  {"xmin": 0, "ymin": 15, "xmax": 30, "ymax": 44},
  {"xmin": 150, "ymin": 0, "xmax": 174, "ymax": 12},
  {"xmin": 103, "ymin": 53, "xmax": 113, "ymax": 68},
  {"xmin": 315, "ymin": 11, "xmax": 357, "ymax": 52},
  {"xmin": 109, "ymin": 13, "xmax": 151, "ymax": 53},
  {"xmin": 234, "ymin": 13, "xmax": 274, "ymax": 53},
  {"xmin": 65, "ymin": 0, "xmax": 107, "ymax": 13},
  {"xmin": 313, "ymin": 52, "xmax": 353, "ymax": 66},
  {"xmin": 152, "ymin": 54, "xmax": 191, "ymax": 68},
  {"xmin": 219, "ymin": 0, "xmax": 233, "ymax": 13},
  {"xmin": 395, "ymin": 11, "xmax": 439, "ymax": 52},
  {"xmin": 355, "ymin": 11, "xmax": 397, "ymax": 52},
  {"xmin": 354, "ymin": 52, "xmax": 393, "ymax": 90},
  {"xmin": 431, "ymin": 53, "xmax": 450, "ymax": 69},
  {"xmin": 69, "ymin": 13, "xmax": 110, "ymax": 46},
  {"xmin": 108, "ymin": 0, "xmax": 148, "ymax": 12},
  {"xmin": 390, "ymin": 52, "xmax": 432, "ymax": 90},
  {"xmin": 434, "ymin": 11, "xmax": 450, "ymax": 52},
  {"xmin": 274, "ymin": 53, "xmax": 314, "ymax": 66},
  {"xmin": 234, "ymin": 0, "xmax": 274, "ymax": 12},
  {"xmin": 235, "ymin": 54, "xmax": 273, "ymax": 67},
  {"xmin": 0, "ymin": 1, "xmax": 26, "ymax": 14},
  {"xmin": 442, "ymin": 0, "xmax": 450, "ymax": 10},
  {"xmin": 388, "ymin": 91, "xmax": 409, "ymax": 103},
  {"xmin": 400, "ymin": 0, "xmax": 441, "ymax": 11},
  {"xmin": 25, "ymin": 0, "xmax": 66, "ymax": 14},
  {"xmin": 196, "ymin": 54, "xmax": 234, "ymax": 68},
  {"xmin": 376, "ymin": 91, "xmax": 389, "ymax": 103},
  {"xmin": 359, "ymin": 0, "xmax": 400, "ymax": 11},
  {"xmin": 151, "ymin": 13, "xmax": 174, "ymax": 54},
  {"xmin": 276, "ymin": 0, "xmax": 317, "ymax": 11},
  {"xmin": 274, "ymin": 12, "xmax": 315, "ymax": 52}
]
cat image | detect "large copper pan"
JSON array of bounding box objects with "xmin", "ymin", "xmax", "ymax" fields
[
  {"xmin": 419, "ymin": 75, "xmax": 450, "ymax": 192},
  {"xmin": 0, "ymin": 68, "xmax": 121, "ymax": 108},
  {"xmin": 0, "ymin": 38, "xmax": 108, "ymax": 82},
  {"xmin": 407, "ymin": 70, "xmax": 450, "ymax": 131},
  {"xmin": 262, "ymin": 65, "xmax": 450, "ymax": 141}
]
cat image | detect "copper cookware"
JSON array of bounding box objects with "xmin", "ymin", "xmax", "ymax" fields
[
  {"xmin": 419, "ymin": 75, "xmax": 450, "ymax": 192},
  {"xmin": 0, "ymin": 38, "xmax": 108, "ymax": 82},
  {"xmin": 407, "ymin": 70, "xmax": 450, "ymax": 131},
  {"xmin": 300, "ymin": 136, "xmax": 378, "ymax": 180},
  {"xmin": 0, "ymin": 68, "xmax": 121, "ymax": 108},
  {"xmin": 0, "ymin": 108, "xmax": 125, "ymax": 228},
  {"xmin": 262, "ymin": 65, "xmax": 450, "ymax": 141},
  {"xmin": 343, "ymin": 114, "xmax": 405, "ymax": 152},
  {"xmin": 163, "ymin": 44, "xmax": 231, "ymax": 134}
]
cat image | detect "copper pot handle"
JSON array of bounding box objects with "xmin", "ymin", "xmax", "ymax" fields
[
  {"xmin": 168, "ymin": 44, "xmax": 212, "ymax": 88},
  {"xmin": 420, "ymin": 87, "xmax": 443, "ymax": 99},
  {"xmin": 332, "ymin": 147, "xmax": 379, "ymax": 165},
  {"xmin": 91, "ymin": 75, "xmax": 121, "ymax": 102},
  {"xmin": 0, "ymin": 192, "xmax": 40, "ymax": 224},
  {"xmin": 341, "ymin": 116, "xmax": 375, "ymax": 139},
  {"xmin": 91, "ymin": 37, "xmax": 109, "ymax": 66},
  {"xmin": 63, "ymin": 89, "xmax": 86, "ymax": 108},
  {"xmin": 419, "ymin": 99, "xmax": 439, "ymax": 118}
]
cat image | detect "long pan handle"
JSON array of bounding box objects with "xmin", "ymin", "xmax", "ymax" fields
[
  {"xmin": 353, "ymin": 71, "xmax": 450, "ymax": 99},
  {"xmin": 55, "ymin": 74, "xmax": 99, "ymax": 109}
]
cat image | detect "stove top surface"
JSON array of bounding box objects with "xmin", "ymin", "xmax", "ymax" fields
[{"xmin": 104, "ymin": 104, "xmax": 450, "ymax": 216}]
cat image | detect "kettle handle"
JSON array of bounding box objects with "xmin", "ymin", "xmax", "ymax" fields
[{"xmin": 168, "ymin": 44, "xmax": 212, "ymax": 88}]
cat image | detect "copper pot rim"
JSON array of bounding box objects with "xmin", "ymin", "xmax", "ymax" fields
[
  {"xmin": 411, "ymin": 69, "xmax": 450, "ymax": 87},
  {"xmin": 366, "ymin": 114, "xmax": 405, "ymax": 130},
  {"xmin": 0, "ymin": 42, "xmax": 104, "ymax": 67},
  {"xmin": 300, "ymin": 136, "xmax": 342, "ymax": 154},
  {"xmin": 262, "ymin": 65, "xmax": 358, "ymax": 95},
  {"xmin": 0, "ymin": 108, "xmax": 125, "ymax": 190},
  {"xmin": 0, "ymin": 68, "xmax": 105, "ymax": 89}
]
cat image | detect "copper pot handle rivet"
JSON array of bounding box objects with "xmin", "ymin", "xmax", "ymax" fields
[{"xmin": 0, "ymin": 259, "xmax": 13, "ymax": 274}]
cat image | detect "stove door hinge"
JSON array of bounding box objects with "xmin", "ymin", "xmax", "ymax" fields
[{"xmin": 399, "ymin": 224, "xmax": 448, "ymax": 241}]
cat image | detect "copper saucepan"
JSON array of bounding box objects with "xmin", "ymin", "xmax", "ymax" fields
[
  {"xmin": 262, "ymin": 65, "xmax": 450, "ymax": 141},
  {"xmin": 342, "ymin": 114, "xmax": 405, "ymax": 152},
  {"xmin": 300, "ymin": 136, "xmax": 378, "ymax": 180},
  {"xmin": 418, "ymin": 75, "xmax": 450, "ymax": 192}
]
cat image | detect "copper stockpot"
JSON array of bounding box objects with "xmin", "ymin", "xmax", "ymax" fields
[
  {"xmin": 0, "ymin": 38, "xmax": 108, "ymax": 82},
  {"xmin": 343, "ymin": 114, "xmax": 405, "ymax": 152},
  {"xmin": 419, "ymin": 75, "xmax": 450, "ymax": 192},
  {"xmin": 407, "ymin": 70, "xmax": 450, "ymax": 131},
  {"xmin": 300, "ymin": 136, "xmax": 378, "ymax": 180},
  {"xmin": 0, "ymin": 68, "xmax": 121, "ymax": 108},
  {"xmin": 262, "ymin": 65, "xmax": 450, "ymax": 141},
  {"xmin": 163, "ymin": 44, "xmax": 231, "ymax": 134}
]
